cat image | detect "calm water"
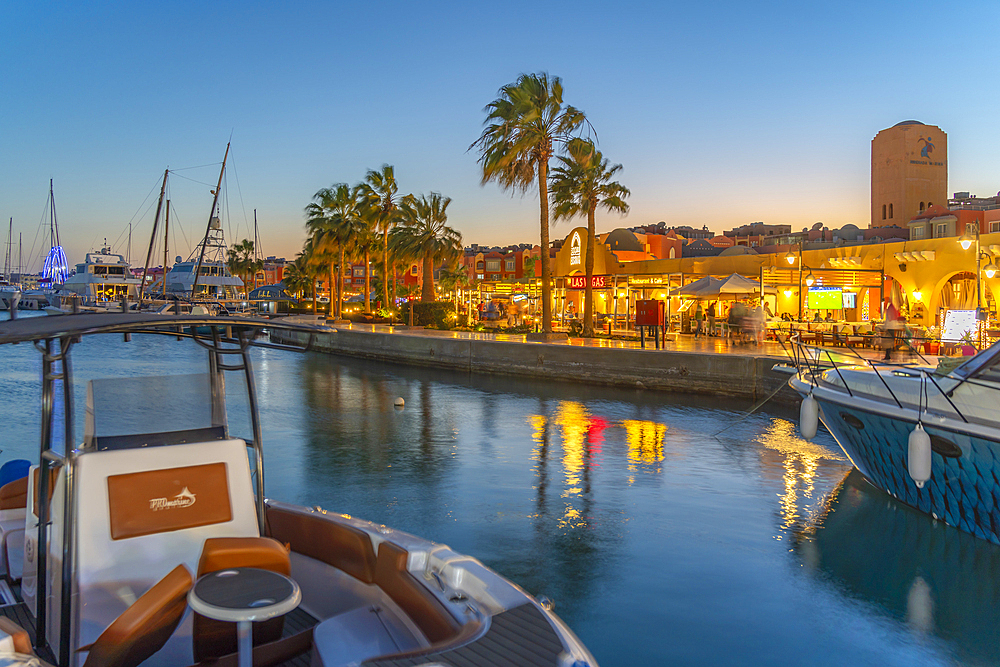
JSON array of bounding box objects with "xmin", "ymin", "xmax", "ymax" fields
[{"xmin": 1, "ymin": 324, "xmax": 998, "ymax": 666}]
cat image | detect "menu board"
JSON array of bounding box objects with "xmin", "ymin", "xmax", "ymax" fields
[{"xmin": 942, "ymin": 309, "xmax": 978, "ymax": 342}]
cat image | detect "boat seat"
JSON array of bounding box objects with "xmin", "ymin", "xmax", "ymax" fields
[
  {"xmin": 81, "ymin": 564, "xmax": 193, "ymax": 667},
  {"xmin": 311, "ymin": 605, "xmax": 423, "ymax": 667},
  {"xmin": 265, "ymin": 506, "xmax": 376, "ymax": 584},
  {"xmin": 372, "ymin": 542, "xmax": 460, "ymax": 644},
  {"xmin": 0, "ymin": 460, "xmax": 31, "ymax": 490},
  {"xmin": 192, "ymin": 537, "xmax": 291, "ymax": 661},
  {"xmin": 0, "ymin": 476, "xmax": 28, "ymax": 580}
]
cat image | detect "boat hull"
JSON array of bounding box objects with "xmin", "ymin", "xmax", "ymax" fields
[{"xmin": 813, "ymin": 393, "xmax": 1000, "ymax": 545}]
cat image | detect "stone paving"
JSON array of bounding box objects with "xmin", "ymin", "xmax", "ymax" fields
[{"xmin": 284, "ymin": 315, "xmax": 932, "ymax": 364}]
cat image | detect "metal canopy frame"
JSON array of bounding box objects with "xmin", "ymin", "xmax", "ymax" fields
[{"xmin": 16, "ymin": 314, "xmax": 327, "ymax": 662}]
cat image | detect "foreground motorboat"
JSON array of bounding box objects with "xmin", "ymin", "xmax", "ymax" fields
[
  {"xmin": 0, "ymin": 313, "xmax": 597, "ymax": 667},
  {"xmin": 786, "ymin": 337, "xmax": 1000, "ymax": 546}
]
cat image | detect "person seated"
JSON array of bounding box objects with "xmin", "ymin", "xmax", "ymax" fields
[{"xmin": 824, "ymin": 312, "xmax": 835, "ymax": 322}]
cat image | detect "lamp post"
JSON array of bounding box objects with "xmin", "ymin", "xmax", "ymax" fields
[{"xmin": 958, "ymin": 221, "xmax": 998, "ymax": 347}]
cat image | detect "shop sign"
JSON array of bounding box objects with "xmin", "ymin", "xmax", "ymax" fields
[
  {"xmin": 568, "ymin": 275, "xmax": 607, "ymax": 289},
  {"xmin": 629, "ymin": 276, "xmax": 666, "ymax": 286},
  {"xmin": 493, "ymin": 283, "xmax": 513, "ymax": 293}
]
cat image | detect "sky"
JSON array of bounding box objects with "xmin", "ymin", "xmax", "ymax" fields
[{"xmin": 3, "ymin": 0, "xmax": 1000, "ymax": 271}]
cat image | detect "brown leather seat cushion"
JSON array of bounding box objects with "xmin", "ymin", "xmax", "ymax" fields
[
  {"xmin": 265, "ymin": 506, "xmax": 376, "ymax": 584},
  {"xmin": 0, "ymin": 616, "xmax": 34, "ymax": 655},
  {"xmin": 197, "ymin": 537, "xmax": 290, "ymax": 577},
  {"xmin": 0, "ymin": 477, "xmax": 27, "ymax": 511},
  {"xmin": 193, "ymin": 537, "xmax": 291, "ymax": 662},
  {"xmin": 83, "ymin": 564, "xmax": 192, "ymax": 667},
  {"xmin": 373, "ymin": 542, "xmax": 460, "ymax": 644}
]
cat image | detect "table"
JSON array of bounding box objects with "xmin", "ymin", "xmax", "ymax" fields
[{"xmin": 188, "ymin": 567, "xmax": 301, "ymax": 667}]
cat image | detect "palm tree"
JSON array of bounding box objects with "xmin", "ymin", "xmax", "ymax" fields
[
  {"xmin": 306, "ymin": 184, "xmax": 361, "ymax": 318},
  {"xmin": 358, "ymin": 165, "xmax": 406, "ymax": 312},
  {"xmin": 226, "ymin": 239, "xmax": 260, "ymax": 297},
  {"xmin": 282, "ymin": 254, "xmax": 313, "ymax": 303},
  {"xmin": 355, "ymin": 204, "xmax": 380, "ymax": 314},
  {"xmin": 551, "ymin": 138, "xmax": 630, "ymax": 336},
  {"xmin": 472, "ymin": 72, "xmax": 587, "ymax": 333},
  {"xmin": 393, "ymin": 193, "xmax": 463, "ymax": 302}
]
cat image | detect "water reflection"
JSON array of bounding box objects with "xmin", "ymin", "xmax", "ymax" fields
[{"xmin": 793, "ymin": 469, "xmax": 1000, "ymax": 666}]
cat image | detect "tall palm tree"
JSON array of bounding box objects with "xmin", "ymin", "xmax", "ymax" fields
[
  {"xmin": 355, "ymin": 204, "xmax": 380, "ymax": 314},
  {"xmin": 393, "ymin": 193, "xmax": 463, "ymax": 302},
  {"xmin": 306, "ymin": 184, "xmax": 361, "ymax": 318},
  {"xmin": 226, "ymin": 239, "xmax": 260, "ymax": 297},
  {"xmin": 550, "ymin": 138, "xmax": 630, "ymax": 337},
  {"xmin": 283, "ymin": 253, "xmax": 315, "ymax": 305},
  {"xmin": 472, "ymin": 72, "xmax": 587, "ymax": 333},
  {"xmin": 358, "ymin": 165, "xmax": 406, "ymax": 312}
]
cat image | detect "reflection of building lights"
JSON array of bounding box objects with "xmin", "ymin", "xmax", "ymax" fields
[{"xmin": 622, "ymin": 419, "xmax": 666, "ymax": 467}]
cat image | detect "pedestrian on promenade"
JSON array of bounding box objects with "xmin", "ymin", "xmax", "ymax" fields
[
  {"xmin": 477, "ymin": 301, "xmax": 484, "ymax": 321},
  {"xmin": 707, "ymin": 301, "xmax": 716, "ymax": 336},
  {"xmin": 883, "ymin": 301, "xmax": 903, "ymax": 361},
  {"xmin": 694, "ymin": 302, "xmax": 704, "ymax": 338}
]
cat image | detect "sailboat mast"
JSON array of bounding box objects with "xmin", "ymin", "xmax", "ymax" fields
[
  {"xmin": 128, "ymin": 223, "xmax": 132, "ymax": 266},
  {"xmin": 49, "ymin": 179, "xmax": 59, "ymax": 249},
  {"xmin": 253, "ymin": 209, "xmax": 260, "ymax": 291},
  {"xmin": 163, "ymin": 200, "xmax": 170, "ymax": 298},
  {"xmin": 193, "ymin": 142, "xmax": 230, "ymax": 297},
  {"xmin": 139, "ymin": 169, "xmax": 169, "ymax": 302},
  {"xmin": 18, "ymin": 234, "xmax": 21, "ymax": 282},
  {"xmin": 5, "ymin": 218, "xmax": 11, "ymax": 280}
]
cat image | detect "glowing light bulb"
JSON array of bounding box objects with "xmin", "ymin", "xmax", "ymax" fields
[{"xmin": 985, "ymin": 263, "xmax": 998, "ymax": 279}]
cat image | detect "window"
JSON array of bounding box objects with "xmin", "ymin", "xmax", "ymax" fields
[
  {"xmin": 476, "ymin": 261, "xmax": 484, "ymax": 270},
  {"xmin": 490, "ymin": 273, "xmax": 500, "ymax": 281},
  {"xmin": 935, "ymin": 223, "xmax": 948, "ymax": 238},
  {"xmin": 486, "ymin": 260, "xmax": 500, "ymax": 271},
  {"xmin": 353, "ymin": 267, "xmax": 364, "ymax": 276},
  {"xmin": 889, "ymin": 203, "xmax": 893, "ymax": 218},
  {"xmin": 911, "ymin": 226, "xmax": 925, "ymax": 239},
  {"xmin": 882, "ymin": 205, "xmax": 886, "ymax": 220},
  {"xmin": 919, "ymin": 202, "xmax": 925, "ymax": 212},
  {"xmin": 505, "ymin": 259, "xmax": 515, "ymax": 271},
  {"xmin": 410, "ymin": 265, "xmax": 418, "ymax": 275},
  {"xmin": 991, "ymin": 221, "xmax": 1000, "ymax": 233}
]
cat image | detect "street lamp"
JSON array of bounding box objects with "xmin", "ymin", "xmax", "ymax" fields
[
  {"xmin": 804, "ymin": 270, "xmax": 815, "ymax": 287},
  {"xmin": 784, "ymin": 250, "xmax": 796, "ymax": 265},
  {"xmin": 957, "ymin": 222, "xmax": 994, "ymax": 346}
]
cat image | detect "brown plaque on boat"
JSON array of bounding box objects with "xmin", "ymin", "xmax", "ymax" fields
[{"xmin": 107, "ymin": 463, "xmax": 232, "ymax": 540}]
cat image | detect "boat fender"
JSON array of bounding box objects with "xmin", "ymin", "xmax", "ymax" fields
[
  {"xmin": 394, "ymin": 397, "xmax": 405, "ymax": 407},
  {"xmin": 799, "ymin": 394, "xmax": 818, "ymax": 440},
  {"xmin": 908, "ymin": 423, "xmax": 931, "ymax": 488}
]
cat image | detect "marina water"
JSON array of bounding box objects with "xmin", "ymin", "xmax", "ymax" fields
[{"xmin": 1, "ymin": 323, "xmax": 996, "ymax": 666}]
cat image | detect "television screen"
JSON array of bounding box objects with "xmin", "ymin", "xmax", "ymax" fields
[
  {"xmin": 807, "ymin": 287, "xmax": 843, "ymax": 310},
  {"xmin": 842, "ymin": 292, "xmax": 857, "ymax": 309}
]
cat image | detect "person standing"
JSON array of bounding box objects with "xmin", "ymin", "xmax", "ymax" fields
[
  {"xmin": 883, "ymin": 301, "xmax": 902, "ymax": 361},
  {"xmin": 707, "ymin": 301, "xmax": 717, "ymax": 336},
  {"xmin": 694, "ymin": 302, "xmax": 704, "ymax": 338}
]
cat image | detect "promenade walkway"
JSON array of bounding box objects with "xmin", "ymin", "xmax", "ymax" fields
[{"xmin": 284, "ymin": 316, "xmax": 922, "ymax": 364}]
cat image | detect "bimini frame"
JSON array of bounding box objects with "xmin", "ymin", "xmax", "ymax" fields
[{"xmin": 0, "ymin": 313, "xmax": 326, "ymax": 665}]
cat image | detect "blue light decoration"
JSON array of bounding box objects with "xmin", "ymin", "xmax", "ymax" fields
[{"xmin": 41, "ymin": 245, "xmax": 69, "ymax": 286}]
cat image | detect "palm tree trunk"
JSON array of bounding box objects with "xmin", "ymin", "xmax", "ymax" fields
[
  {"xmin": 538, "ymin": 159, "xmax": 552, "ymax": 333},
  {"xmin": 328, "ymin": 260, "xmax": 334, "ymax": 317},
  {"xmin": 364, "ymin": 248, "xmax": 371, "ymax": 314},
  {"xmin": 421, "ymin": 251, "xmax": 434, "ymax": 302},
  {"xmin": 583, "ymin": 202, "xmax": 596, "ymax": 337},
  {"xmin": 311, "ymin": 275, "xmax": 317, "ymax": 314},
  {"xmin": 382, "ymin": 230, "xmax": 389, "ymax": 311},
  {"xmin": 337, "ymin": 246, "xmax": 344, "ymax": 319}
]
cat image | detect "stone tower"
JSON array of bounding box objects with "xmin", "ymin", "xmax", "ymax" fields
[{"xmin": 871, "ymin": 121, "xmax": 947, "ymax": 228}]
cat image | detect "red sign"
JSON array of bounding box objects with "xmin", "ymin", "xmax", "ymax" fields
[
  {"xmin": 635, "ymin": 300, "xmax": 665, "ymax": 326},
  {"xmin": 568, "ymin": 275, "xmax": 607, "ymax": 289}
]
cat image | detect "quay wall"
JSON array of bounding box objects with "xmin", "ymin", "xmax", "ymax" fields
[{"xmin": 272, "ymin": 326, "xmax": 800, "ymax": 404}]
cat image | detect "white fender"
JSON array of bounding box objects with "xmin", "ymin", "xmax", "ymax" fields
[
  {"xmin": 799, "ymin": 394, "xmax": 818, "ymax": 440},
  {"xmin": 908, "ymin": 423, "xmax": 931, "ymax": 488}
]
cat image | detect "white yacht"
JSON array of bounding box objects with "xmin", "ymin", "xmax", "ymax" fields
[{"xmin": 58, "ymin": 246, "xmax": 141, "ymax": 307}]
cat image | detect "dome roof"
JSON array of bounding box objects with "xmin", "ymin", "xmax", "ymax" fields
[
  {"xmin": 606, "ymin": 228, "xmax": 643, "ymax": 252},
  {"xmin": 718, "ymin": 246, "xmax": 758, "ymax": 256},
  {"xmin": 893, "ymin": 120, "xmax": 925, "ymax": 127}
]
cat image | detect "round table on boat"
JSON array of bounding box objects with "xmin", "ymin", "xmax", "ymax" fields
[{"xmin": 188, "ymin": 567, "xmax": 301, "ymax": 667}]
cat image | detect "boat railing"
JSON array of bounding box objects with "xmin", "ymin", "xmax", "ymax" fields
[{"xmin": 783, "ymin": 333, "xmax": 1000, "ymax": 427}]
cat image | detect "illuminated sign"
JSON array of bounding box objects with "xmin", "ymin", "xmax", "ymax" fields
[
  {"xmin": 807, "ymin": 286, "xmax": 842, "ymax": 310},
  {"xmin": 570, "ymin": 231, "xmax": 582, "ymax": 266},
  {"xmin": 943, "ymin": 310, "xmax": 978, "ymax": 342},
  {"xmin": 568, "ymin": 275, "xmax": 607, "ymax": 289},
  {"xmin": 629, "ymin": 276, "xmax": 666, "ymax": 286}
]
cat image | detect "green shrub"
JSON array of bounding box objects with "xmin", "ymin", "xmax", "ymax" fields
[{"xmin": 411, "ymin": 301, "xmax": 456, "ymax": 328}]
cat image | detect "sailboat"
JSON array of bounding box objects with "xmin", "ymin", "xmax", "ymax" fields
[
  {"xmin": 159, "ymin": 145, "xmax": 244, "ymax": 303},
  {"xmin": 21, "ymin": 181, "xmax": 68, "ymax": 310},
  {"xmin": 0, "ymin": 219, "xmax": 22, "ymax": 312}
]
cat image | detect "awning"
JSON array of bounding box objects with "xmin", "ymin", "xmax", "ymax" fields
[
  {"xmin": 673, "ymin": 274, "xmax": 775, "ymax": 298},
  {"xmin": 248, "ymin": 285, "xmax": 297, "ymax": 302}
]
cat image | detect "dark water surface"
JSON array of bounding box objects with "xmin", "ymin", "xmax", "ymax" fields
[{"xmin": 2, "ymin": 327, "xmax": 998, "ymax": 666}]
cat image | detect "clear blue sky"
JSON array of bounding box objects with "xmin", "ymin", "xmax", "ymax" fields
[{"xmin": 3, "ymin": 0, "xmax": 999, "ymax": 270}]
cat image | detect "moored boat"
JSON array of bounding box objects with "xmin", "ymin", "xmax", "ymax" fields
[
  {"xmin": 0, "ymin": 313, "xmax": 597, "ymax": 667},
  {"xmin": 786, "ymin": 337, "xmax": 1000, "ymax": 545}
]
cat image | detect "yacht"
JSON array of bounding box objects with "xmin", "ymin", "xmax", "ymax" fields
[
  {"xmin": 0, "ymin": 313, "xmax": 597, "ymax": 667},
  {"xmin": 57, "ymin": 246, "xmax": 141, "ymax": 307},
  {"xmin": 163, "ymin": 253, "xmax": 243, "ymax": 301},
  {"xmin": 0, "ymin": 283, "xmax": 20, "ymax": 312},
  {"xmin": 786, "ymin": 336, "xmax": 1000, "ymax": 546}
]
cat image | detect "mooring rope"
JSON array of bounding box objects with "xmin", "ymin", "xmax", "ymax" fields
[{"xmin": 712, "ymin": 380, "xmax": 789, "ymax": 438}]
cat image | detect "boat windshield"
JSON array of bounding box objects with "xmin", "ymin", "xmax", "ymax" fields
[{"xmin": 85, "ymin": 373, "xmax": 228, "ymax": 450}]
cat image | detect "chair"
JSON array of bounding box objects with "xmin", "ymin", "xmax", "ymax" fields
[
  {"xmin": 192, "ymin": 537, "xmax": 291, "ymax": 661},
  {"xmin": 0, "ymin": 460, "xmax": 31, "ymax": 489},
  {"xmin": 81, "ymin": 564, "xmax": 193, "ymax": 667}
]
